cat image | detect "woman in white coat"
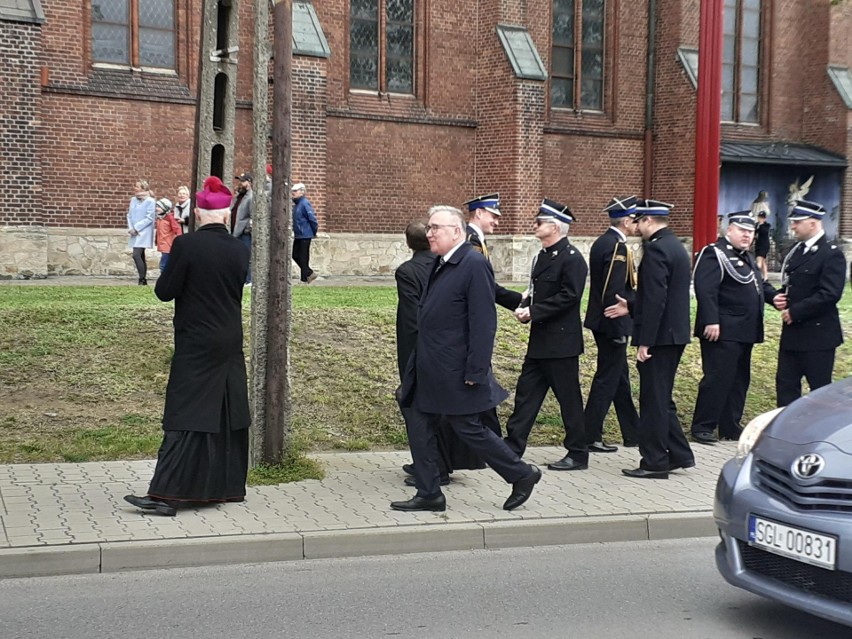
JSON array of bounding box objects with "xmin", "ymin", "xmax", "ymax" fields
[{"xmin": 127, "ymin": 179, "xmax": 156, "ymax": 285}]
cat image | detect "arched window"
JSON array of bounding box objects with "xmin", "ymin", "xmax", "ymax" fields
[
  {"xmin": 722, "ymin": 0, "xmax": 762, "ymax": 123},
  {"xmin": 349, "ymin": 0, "xmax": 415, "ymax": 94},
  {"xmin": 551, "ymin": 0, "xmax": 605, "ymax": 111}
]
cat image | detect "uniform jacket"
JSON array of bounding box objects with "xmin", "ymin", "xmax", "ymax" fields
[
  {"xmin": 519, "ymin": 236, "xmax": 588, "ymax": 359},
  {"xmin": 632, "ymin": 227, "xmax": 692, "ymax": 347},
  {"xmin": 395, "ymin": 249, "xmax": 434, "ymax": 381},
  {"xmin": 127, "ymin": 196, "xmax": 156, "ymax": 249},
  {"xmin": 232, "ymin": 189, "xmax": 253, "ymax": 238},
  {"xmin": 584, "ymin": 227, "xmax": 635, "ymax": 338},
  {"xmin": 466, "ymin": 224, "xmax": 523, "ymax": 311},
  {"xmin": 764, "ymin": 234, "xmax": 845, "ymax": 352},
  {"xmin": 693, "ymin": 237, "xmax": 764, "ymax": 344},
  {"xmin": 293, "ymin": 196, "xmax": 318, "ymax": 239},
  {"xmin": 410, "ymin": 241, "xmax": 509, "ymax": 415},
  {"xmin": 155, "ymin": 224, "xmax": 251, "ymax": 433}
]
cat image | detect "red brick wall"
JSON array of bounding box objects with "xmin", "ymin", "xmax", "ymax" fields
[{"xmin": 0, "ymin": 21, "xmax": 43, "ymax": 225}]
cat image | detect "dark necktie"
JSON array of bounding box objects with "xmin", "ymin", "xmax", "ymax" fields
[{"xmin": 435, "ymin": 257, "xmax": 446, "ymax": 274}]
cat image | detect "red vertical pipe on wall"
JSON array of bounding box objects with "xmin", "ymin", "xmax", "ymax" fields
[{"xmin": 693, "ymin": 0, "xmax": 725, "ymax": 258}]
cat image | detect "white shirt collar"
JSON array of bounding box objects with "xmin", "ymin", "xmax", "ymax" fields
[
  {"xmin": 610, "ymin": 226, "xmax": 627, "ymax": 242},
  {"xmin": 803, "ymin": 230, "xmax": 824, "ymax": 250},
  {"xmin": 468, "ymin": 223, "xmax": 485, "ymax": 245},
  {"xmin": 443, "ymin": 240, "xmax": 464, "ymax": 262}
]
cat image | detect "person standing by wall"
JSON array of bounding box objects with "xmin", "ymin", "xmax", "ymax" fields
[
  {"xmin": 232, "ymin": 173, "xmax": 253, "ymax": 285},
  {"xmin": 174, "ymin": 186, "xmax": 192, "ymax": 232},
  {"xmin": 127, "ymin": 179, "xmax": 156, "ymax": 285},
  {"xmin": 292, "ymin": 182, "xmax": 319, "ymax": 284},
  {"xmin": 155, "ymin": 197, "xmax": 182, "ymax": 272}
]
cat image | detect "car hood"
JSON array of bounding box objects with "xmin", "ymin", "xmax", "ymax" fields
[{"xmin": 763, "ymin": 376, "xmax": 852, "ymax": 452}]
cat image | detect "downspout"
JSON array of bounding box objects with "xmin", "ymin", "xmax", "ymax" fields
[{"xmin": 643, "ymin": 0, "xmax": 657, "ymax": 196}]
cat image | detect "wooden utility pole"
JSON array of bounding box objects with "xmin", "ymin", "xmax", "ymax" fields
[
  {"xmin": 692, "ymin": 0, "xmax": 724, "ymax": 257},
  {"xmin": 255, "ymin": 0, "xmax": 293, "ymax": 464}
]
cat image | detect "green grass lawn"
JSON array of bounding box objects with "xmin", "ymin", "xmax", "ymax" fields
[{"xmin": 1, "ymin": 284, "xmax": 851, "ymax": 467}]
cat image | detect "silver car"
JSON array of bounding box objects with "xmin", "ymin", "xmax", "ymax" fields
[{"xmin": 714, "ymin": 376, "xmax": 852, "ymax": 627}]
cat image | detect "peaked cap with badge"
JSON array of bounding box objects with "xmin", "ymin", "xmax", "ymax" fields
[
  {"xmin": 463, "ymin": 193, "xmax": 501, "ymax": 216},
  {"xmin": 537, "ymin": 198, "xmax": 576, "ymax": 224}
]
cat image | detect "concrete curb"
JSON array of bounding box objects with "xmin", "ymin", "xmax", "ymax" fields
[{"xmin": 0, "ymin": 512, "xmax": 716, "ymax": 579}]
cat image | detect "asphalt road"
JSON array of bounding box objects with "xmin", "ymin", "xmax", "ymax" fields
[{"xmin": 1, "ymin": 538, "xmax": 848, "ymax": 638}]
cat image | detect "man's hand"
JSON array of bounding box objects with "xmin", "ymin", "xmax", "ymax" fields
[
  {"xmin": 637, "ymin": 345, "xmax": 652, "ymax": 362},
  {"xmin": 703, "ymin": 324, "xmax": 720, "ymax": 342},
  {"xmin": 464, "ymin": 380, "xmax": 477, "ymax": 386},
  {"xmin": 514, "ymin": 307, "xmax": 531, "ymax": 324},
  {"xmin": 604, "ymin": 294, "xmax": 629, "ymax": 318},
  {"xmin": 781, "ymin": 309, "xmax": 794, "ymax": 325},
  {"xmin": 773, "ymin": 293, "xmax": 787, "ymax": 310}
]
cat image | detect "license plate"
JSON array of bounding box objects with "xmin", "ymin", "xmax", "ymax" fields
[{"xmin": 748, "ymin": 515, "xmax": 837, "ymax": 570}]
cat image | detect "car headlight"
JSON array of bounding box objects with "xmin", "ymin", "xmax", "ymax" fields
[{"xmin": 736, "ymin": 407, "xmax": 785, "ymax": 462}]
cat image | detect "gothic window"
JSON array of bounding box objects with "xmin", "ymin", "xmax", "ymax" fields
[
  {"xmin": 551, "ymin": 0, "xmax": 605, "ymax": 110},
  {"xmin": 92, "ymin": 0, "xmax": 176, "ymax": 70},
  {"xmin": 350, "ymin": 0, "xmax": 415, "ymax": 94},
  {"xmin": 722, "ymin": 0, "xmax": 761, "ymax": 123}
]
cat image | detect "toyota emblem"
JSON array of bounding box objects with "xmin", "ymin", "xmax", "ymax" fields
[{"xmin": 792, "ymin": 454, "xmax": 825, "ymax": 480}]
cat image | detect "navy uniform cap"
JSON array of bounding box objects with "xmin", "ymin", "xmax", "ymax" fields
[
  {"xmin": 537, "ymin": 198, "xmax": 575, "ymax": 224},
  {"xmin": 463, "ymin": 193, "xmax": 501, "ymax": 216},
  {"xmin": 632, "ymin": 198, "xmax": 673, "ymax": 219},
  {"xmin": 727, "ymin": 210, "xmax": 757, "ymax": 230},
  {"xmin": 603, "ymin": 195, "xmax": 638, "ymax": 218},
  {"xmin": 788, "ymin": 199, "xmax": 826, "ymax": 221}
]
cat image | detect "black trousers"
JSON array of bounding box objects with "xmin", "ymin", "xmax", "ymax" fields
[
  {"xmin": 691, "ymin": 340, "xmax": 753, "ymax": 438},
  {"xmin": 292, "ymin": 238, "xmax": 314, "ymax": 282},
  {"xmin": 776, "ymin": 348, "xmax": 836, "ymax": 407},
  {"xmin": 132, "ymin": 247, "xmax": 147, "ymax": 282},
  {"xmin": 584, "ymin": 332, "xmax": 638, "ymax": 445},
  {"xmin": 504, "ymin": 356, "xmax": 587, "ymax": 461},
  {"xmin": 636, "ymin": 345, "xmax": 694, "ymax": 471},
  {"xmin": 408, "ymin": 408, "xmax": 530, "ymax": 498}
]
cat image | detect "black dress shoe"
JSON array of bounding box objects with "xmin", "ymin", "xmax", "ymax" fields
[
  {"xmin": 503, "ymin": 465, "xmax": 542, "ymax": 511},
  {"xmin": 719, "ymin": 430, "xmax": 743, "ymax": 441},
  {"xmin": 692, "ymin": 431, "xmax": 718, "ymax": 445},
  {"xmin": 402, "ymin": 463, "xmax": 414, "ymax": 476},
  {"xmin": 622, "ymin": 467, "xmax": 669, "ymax": 480},
  {"xmin": 547, "ymin": 454, "xmax": 589, "ymax": 471},
  {"xmin": 622, "ymin": 441, "xmax": 639, "ymax": 448},
  {"xmin": 588, "ymin": 441, "xmax": 618, "ymax": 453},
  {"xmin": 404, "ymin": 475, "xmax": 450, "ymax": 487},
  {"xmin": 124, "ymin": 494, "xmax": 177, "ymax": 516},
  {"xmin": 669, "ymin": 459, "xmax": 696, "ymax": 472},
  {"xmin": 390, "ymin": 495, "xmax": 446, "ymax": 512}
]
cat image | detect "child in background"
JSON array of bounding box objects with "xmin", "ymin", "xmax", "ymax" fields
[{"xmin": 155, "ymin": 197, "xmax": 181, "ymax": 272}]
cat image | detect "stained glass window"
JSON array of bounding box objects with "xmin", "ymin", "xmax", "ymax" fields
[
  {"xmin": 92, "ymin": 0, "xmax": 175, "ymax": 70},
  {"xmin": 551, "ymin": 0, "xmax": 604, "ymax": 110},
  {"xmin": 350, "ymin": 1, "xmax": 415, "ymax": 95},
  {"xmin": 722, "ymin": 0, "xmax": 762, "ymax": 123}
]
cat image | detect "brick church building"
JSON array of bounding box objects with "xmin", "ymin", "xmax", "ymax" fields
[{"xmin": 1, "ymin": 0, "xmax": 850, "ymax": 278}]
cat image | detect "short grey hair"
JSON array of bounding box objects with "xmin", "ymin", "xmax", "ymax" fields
[
  {"xmin": 556, "ymin": 221, "xmax": 571, "ymax": 236},
  {"xmin": 427, "ymin": 204, "xmax": 465, "ymax": 230}
]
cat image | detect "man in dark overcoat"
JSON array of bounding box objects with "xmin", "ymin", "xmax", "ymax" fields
[
  {"xmin": 606, "ymin": 200, "xmax": 694, "ymax": 479},
  {"xmin": 582, "ymin": 196, "xmax": 639, "ymax": 452},
  {"xmin": 764, "ymin": 199, "xmax": 845, "ymax": 407},
  {"xmin": 392, "ymin": 205, "xmax": 540, "ymax": 512},
  {"xmin": 125, "ymin": 176, "xmax": 251, "ymax": 516},
  {"xmin": 691, "ymin": 211, "xmax": 764, "ymax": 444},
  {"xmin": 503, "ymin": 199, "xmax": 589, "ymax": 471}
]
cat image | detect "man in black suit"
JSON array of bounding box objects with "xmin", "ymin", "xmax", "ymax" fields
[
  {"xmin": 503, "ymin": 199, "xmax": 589, "ymax": 471},
  {"xmin": 392, "ymin": 205, "xmax": 540, "ymax": 512},
  {"xmin": 764, "ymin": 200, "xmax": 845, "ymax": 407},
  {"xmin": 583, "ymin": 196, "xmax": 640, "ymax": 452},
  {"xmin": 691, "ymin": 212, "xmax": 764, "ymax": 444},
  {"xmin": 125, "ymin": 176, "xmax": 251, "ymax": 516},
  {"xmin": 606, "ymin": 200, "xmax": 694, "ymax": 479}
]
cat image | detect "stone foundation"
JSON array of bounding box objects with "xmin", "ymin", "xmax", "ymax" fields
[{"xmin": 8, "ymin": 225, "xmax": 844, "ymax": 282}]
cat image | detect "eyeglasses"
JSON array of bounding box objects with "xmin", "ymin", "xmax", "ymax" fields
[
  {"xmin": 425, "ymin": 223, "xmax": 459, "ymax": 233},
  {"xmin": 534, "ymin": 219, "xmax": 555, "ymax": 227}
]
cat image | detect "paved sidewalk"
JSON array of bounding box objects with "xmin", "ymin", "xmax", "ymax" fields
[{"xmin": 0, "ymin": 443, "xmax": 733, "ymax": 579}]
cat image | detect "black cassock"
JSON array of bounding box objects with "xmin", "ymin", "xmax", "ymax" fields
[{"xmin": 149, "ymin": 224, "xmax": 251, "ymax": 502}]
